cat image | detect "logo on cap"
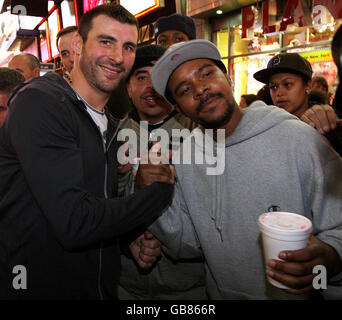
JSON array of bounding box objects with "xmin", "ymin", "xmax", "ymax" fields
[
  {"xmin": 272, "ymin": 56, "xmax": 281, "ymax": 66},
  {"xmin": 171, "ymin": 54, "xmax": 181, "ymax": 62}
]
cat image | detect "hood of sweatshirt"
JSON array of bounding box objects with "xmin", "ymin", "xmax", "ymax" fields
[
  {"xmin": 224, "ymin": 100, "xmax": 298, "ymax": 147},
  {"xmin": 188, "ymin": 100, "xmax": 298, "ymax": 166}
]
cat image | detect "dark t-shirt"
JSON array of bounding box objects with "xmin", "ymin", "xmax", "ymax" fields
[{"xmin": 107, "ymin": 79, "xmax": 132, "ymax": 119}]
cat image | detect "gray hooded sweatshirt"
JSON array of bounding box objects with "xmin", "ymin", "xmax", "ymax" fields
[{"xmin": 149, "ymin": 101, "xmax": 342, "ymax": 299}]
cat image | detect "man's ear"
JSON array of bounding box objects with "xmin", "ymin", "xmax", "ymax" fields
[
  {"xmin": 34, "ymin": 68, "xmax": 40, "ymax": 77},
  {"xmin": 224, "ymin": 73, "xmax": 232, "ymax": 86},
  {"xmin": 306, "ymin": 80, "xmax": 312, "ymax": 94},
  {"xmin": 73, "ymin": 32, "xmax": 83, "ymax": 56}
]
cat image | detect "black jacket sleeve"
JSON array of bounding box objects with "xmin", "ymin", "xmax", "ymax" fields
[{"xmin": 8, "ymin": 88, "xmax": 173, "ymax": 250}]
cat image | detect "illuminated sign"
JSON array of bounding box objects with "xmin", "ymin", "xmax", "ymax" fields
[
  {"xmin": 83, "ymin": 0, "xmax": 104, "ymax": 14},
  {"xmin": 120, "ymin": 0, "xmax": 164, "ymax": 18},
  {"xmin": 242, "ymin": 0, "xmax": 342, "ymax": 39}
]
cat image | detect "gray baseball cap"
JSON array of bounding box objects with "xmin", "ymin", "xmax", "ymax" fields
[{"xmin": 151, "ymin": 39, "xmax": 227, "ymax": 105}]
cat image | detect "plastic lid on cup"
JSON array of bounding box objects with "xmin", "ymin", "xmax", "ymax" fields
[{"xmin": 258, "ymin": 212, "xmax": 312, "ymax": 234}]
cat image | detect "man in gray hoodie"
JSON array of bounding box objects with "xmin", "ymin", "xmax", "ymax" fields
[{"xmin": 143, "ymin": 40, "xmax": 342, "ymax": 299}]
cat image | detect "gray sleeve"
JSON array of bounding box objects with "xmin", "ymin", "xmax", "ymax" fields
[
  {"xmin": 148, "ymin": 179, "xmax": 203, "ymax": 260},
  {"xmin": 304, "ymin": 134, "xmax": 342, "ymax": 287}
]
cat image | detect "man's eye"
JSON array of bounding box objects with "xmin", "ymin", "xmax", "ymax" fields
[
  {"xmin": 61, "ymin": 52, "xmax": 69, "ymax": 57},
  {"xmin": 269, "ymin": 84, "xmax": 278, "ymax": 91},
  {"xmin": 137, "ymin": 76, "xmax": 147, "ymax": 81},
  {"xmin": 180, "ymin": 87, "xmax": 190, "ymax": 96},
  {"xmin": 203, "ymin": 71, "xmax": 212, "ymax": 78},
  {"xmin": 284, "ymin": 82, "xmax": 292, "ymax": 88},
  {"xmin": 101, "ymin": 40, "xmax": 111, "ymax": 46},
  {"xmin": 175, "ymin": 37, "xmax": 185, "ymax": 43},
  {"xmin": 158, "ymin": 39, "xmax": 167, "ymax": 46}
]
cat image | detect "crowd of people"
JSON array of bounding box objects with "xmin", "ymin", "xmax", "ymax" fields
[{"xmin": 0, "ymin": 3, "xmax": 341, "ymax": 300}]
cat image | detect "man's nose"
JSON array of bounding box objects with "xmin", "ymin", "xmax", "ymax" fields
[
  {"xmin": 194, "ymin": 82, "xmax": 209, "ymax": 99},
  {"xmin": 109, "ymin": 45, "xmax": 123, "ymax": 64}
]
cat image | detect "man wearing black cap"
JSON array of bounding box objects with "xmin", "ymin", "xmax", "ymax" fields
[
  {"xmin": 254, "ymin": 53, "xmax": 341, "ymax": 155},
  {"xmin": 126, "ymin": 44, "xmax": 197, "ymax": 138},
  {"xmin": 117, "ymin": 44, "xmax": 206, "ymax": 300},
  {"xmin": 154, "ymin": 13, "xmax": 196, "ymax": 48},
  {"xmin": 254, "ymin": 53, "xmax": 313, "ymax": 117}
]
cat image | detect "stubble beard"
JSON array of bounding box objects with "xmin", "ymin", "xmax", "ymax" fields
[
  {"xmin": 196, "ymin": 93, "xmax": 236, "ymax": 129},
  {"xmin": 79, "ymin": 50, "xmax": 125, "ymax": 94}
]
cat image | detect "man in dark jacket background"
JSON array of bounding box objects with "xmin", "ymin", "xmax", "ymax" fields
[{"xmin": 0, "ymin": 4, "xmax": 173, "ymax": 299}]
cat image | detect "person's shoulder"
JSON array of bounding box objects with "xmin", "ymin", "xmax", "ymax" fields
[
  {"xmin": 8, "ymin": 74, "xmax": 79, "ymax": 126},
  {"xmin": 173, "ymin": 112, "xmax": 198, "ymax": 131},
  {"xmin": 12, "ymin": 73, "xmax": 74, "ymax": 104},
  {"xmin": 120, "ymin": 116, "xmax": 140, "ymax": 133}
]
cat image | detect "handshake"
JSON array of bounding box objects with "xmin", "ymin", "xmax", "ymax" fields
[{"xmin": 119, "ymin": 142, "xmax": 174, "ymax": 268}]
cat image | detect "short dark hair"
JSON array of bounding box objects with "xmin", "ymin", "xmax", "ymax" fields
[
  {"xmin": 241, "ymin": 94, "xmax": 258, "ymax": 106},
  {"xmin": 56, "ymin": 25, "xmax": 78, "ymax": 50},
  {"xmin": 257, "ymin": 85, "xmax": 273, "ymax": 105},
  {"xmin": 0, "ymin": 67, "xmax": 25, "ymax": 94},
  {"xmin": 312, "ymin": 76, "xmax": 329, "ymax": 92},
  {"xmin": 308, "ymin": 90, "xmax": 328, "ymax": 107},
  {"xmin": 11, "ymin": 53, "xmax": 40, "ymax": 70},
  {"xmin": 78, "ymin": 4, "xmax": 138, "ymax": 43}
]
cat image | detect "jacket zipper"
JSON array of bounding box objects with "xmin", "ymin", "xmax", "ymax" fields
[
  {"xmin": 72, "ymin": 91, "xmax": 121, "ymax": 299},
  {"xmin": 79, "ymin": 102, "xmax": 121, "ymax": 300},
  {"xmin": 97, "ymin": 118, "xmax": 121, "ymax": 300}
]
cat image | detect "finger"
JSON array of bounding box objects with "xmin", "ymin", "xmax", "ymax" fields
[
  {"xmin": 306, "ymin": 106, "xmax": 325, "ymax": 133},
  {"xmin": 300, "ymin": 114, "xmax": 316, "ymax": 128},
  {"xmin": 139, "ymin": 163, "xmax": 174, "ymax": 180},
  {"xmin": 278, "ymin": 248, "xmax": 315, "ymax": 262},
  {"xmin": 268, "ymin": 259, "xmax": 314, "ymax": 276},
  {"xmin": 139, "ymin": 247, "xmax": 161, "ymax": 261},
  {"xmin": 140, "ymin": 238, "xmax": 162, "ymax": 250},
  {"xmin": 309, "ymin": 104, "xmax": 338, "ymax": 133},
  {"xmin": 267, "ymin": 268, "xmax": 314, "ymax": 289},
  {"xmin": 139, "ymin": 251, "xmax": 161, "ymax": 262},
  {"xmin": 325, "ymin": 106, "xmax": 338, "ymax": 130},
  {"xmin": 144, "ymin": 231, "xmax": 155, "ymax": 240}
]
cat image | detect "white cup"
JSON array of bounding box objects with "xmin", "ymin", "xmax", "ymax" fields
[{"xmin": 258, "ymin": 211, "xmax": 312, "ymax": 289}]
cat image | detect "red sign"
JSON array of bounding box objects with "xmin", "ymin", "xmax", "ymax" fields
[
  {"xmin": 83, "ymin": 0, "xmax": 104, "ymax": 14},
  {"xmin": 242, "ymin": 0, "xmax": 342, "ymax": 39}
]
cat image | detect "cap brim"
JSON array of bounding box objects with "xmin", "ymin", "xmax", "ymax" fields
[
  {"xmin": 254, "ymin": 67, "xmax": 310, "ymax": 84},
  {"xmin": 151, "ymin": 40, "xmax": 226, "ymax": 105}
]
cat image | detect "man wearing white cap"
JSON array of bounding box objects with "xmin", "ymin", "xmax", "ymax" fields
[{"xmin": 146, "ymin": 40, "xmax": 342, "ymax": 299}]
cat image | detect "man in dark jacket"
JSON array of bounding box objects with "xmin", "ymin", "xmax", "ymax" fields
[{"xmin": 0, "ymin": 4, "xmax": 173, "ymax": 300}]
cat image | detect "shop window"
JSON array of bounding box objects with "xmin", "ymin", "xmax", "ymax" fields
[
  {"xmin": 232, "ymin": 54, "xmax": 272, "ymax": 103},
  {"xmin": 214, "ymin": 29, "xmax": 228, "ymax": 58}
]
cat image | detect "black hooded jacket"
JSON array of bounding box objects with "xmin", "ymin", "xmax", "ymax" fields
[{"xmin": 0, "ymin": 72, "xmax": 173, "ymax": 299}]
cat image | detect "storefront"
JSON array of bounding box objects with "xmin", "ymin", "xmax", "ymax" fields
[
  {"xmin": 186, "ymin": 0, "xmax": 341, "ymax": 104},
  {"xmin": 0, "ymin": 0, "xmax": 177, "ymax": 69},
  {"xmin": 0, "ymin": 0, "xmax": 79, "ymax": 69}
]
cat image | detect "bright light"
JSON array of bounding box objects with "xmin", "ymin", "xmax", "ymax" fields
[{"xmin": 216, "ymin": 10, "xmax": 223, "ymax": 15}]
